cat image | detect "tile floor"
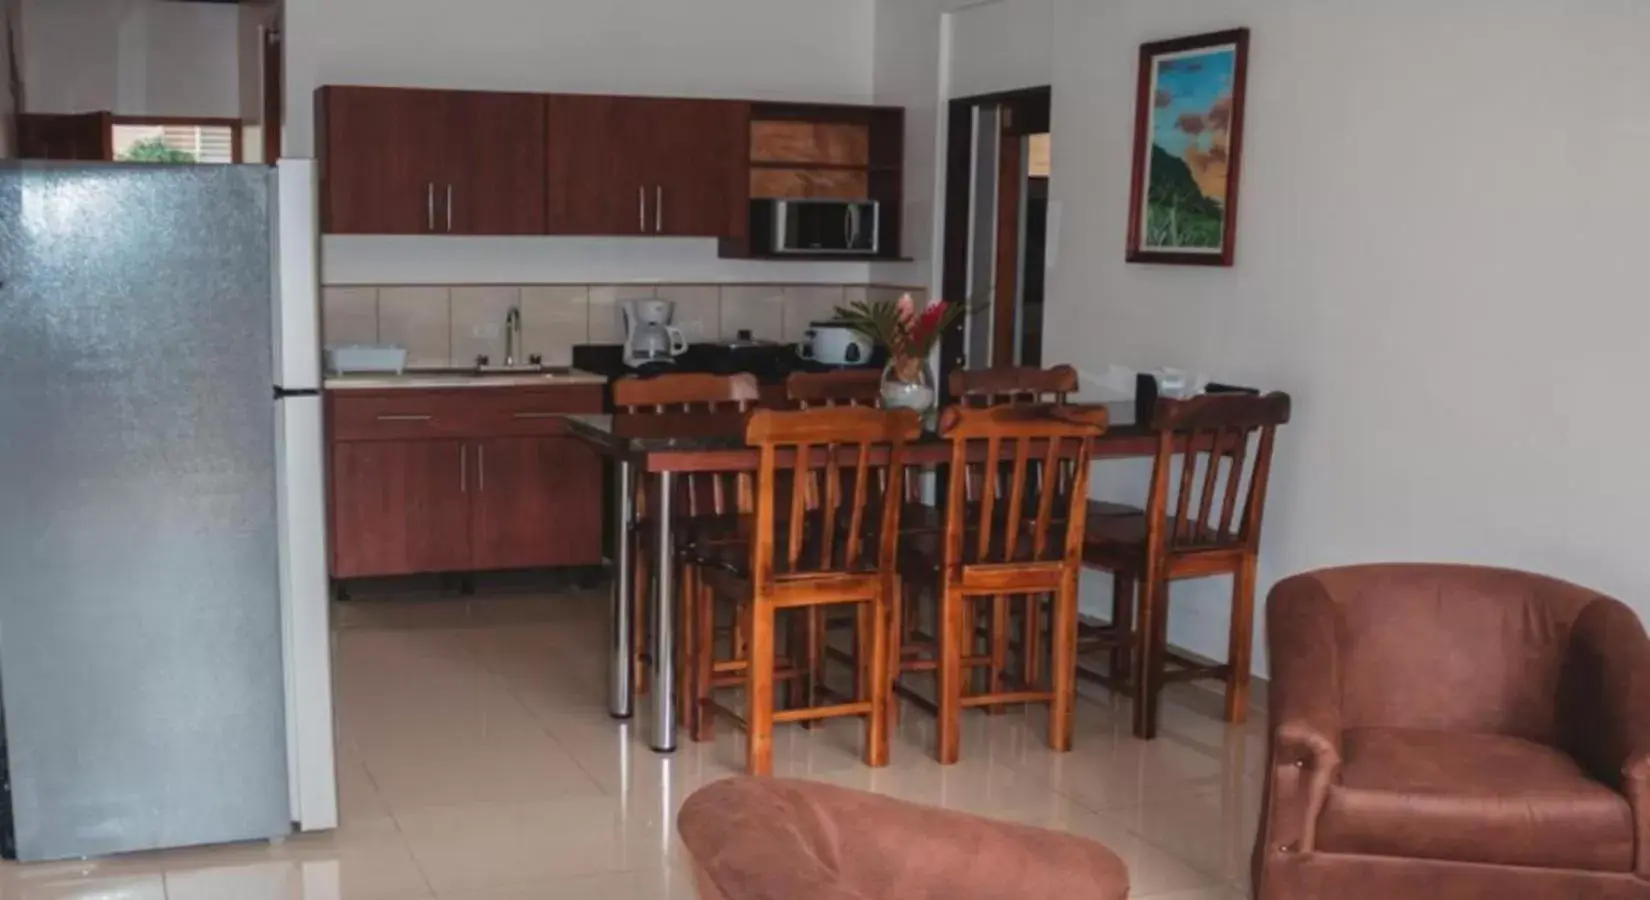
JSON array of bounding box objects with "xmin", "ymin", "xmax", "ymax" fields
[{"xmin": 0, "ymin": 577, "xmax": 1263, "ymax": 899}]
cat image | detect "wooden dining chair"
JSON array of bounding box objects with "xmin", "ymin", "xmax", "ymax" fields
[
  {"xmin": 686, "ymin": 406, "xmax": 921, "ymax": 774},
  {"xmin": 940, "ymin": 364, "xmax": 1129, "ymax": 707},
  {"xmin": 785, "ymin": 369, "xmax": 883, "ymax": 408},
  {"xmin": 611, "ymin": 373, "xmax": 760, "ymax": 696},
  {"xmin": 948, "ymin": 364, "xmax": 1077, "ymax": 406},
  {"xmin": 1081, "ymin": 392, "xmax": 1291, "ymax": 740},
  {"xmin": 899, "ymin": 404, "xmax": 1106, "ymax": 764}
]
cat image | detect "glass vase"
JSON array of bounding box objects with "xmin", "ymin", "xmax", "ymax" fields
[{"xmin": 880, "ymin": 355, "xmax": 936, "ymax": 417}]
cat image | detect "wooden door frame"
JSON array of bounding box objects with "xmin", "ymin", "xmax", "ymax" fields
[
  {"xmin": 939, "ymin": 86, "xmax": 1051, "ymax": 400},
  {"xmin": 262, "ymin": 26, "xmax": 282, "ymax": 164}
]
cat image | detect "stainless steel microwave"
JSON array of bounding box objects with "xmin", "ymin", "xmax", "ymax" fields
[{"xmin": 751, "ymin": 199, "xmax": 879, "ymax": 255}]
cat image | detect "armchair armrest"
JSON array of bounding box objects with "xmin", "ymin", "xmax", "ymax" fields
[
  {"xmin": 1262, "ymin": 574, "xmax": 1346, "ymax": 857},
  {"xmin": 1560, "ymin": 596, "xmax": 1650, "ymax": 877},
  {"xmin": 1267, "ymin": 573, "xmax": 1345, "ymax": 768}
]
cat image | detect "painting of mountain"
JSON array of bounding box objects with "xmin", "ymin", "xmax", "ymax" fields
[{"xmin": 1128, "ymin": 29, "xmax": 1249, "ymax": 266}]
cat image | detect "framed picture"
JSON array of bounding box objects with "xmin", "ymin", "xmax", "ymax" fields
[{"xmin": 1126, "ymin": 28, "xmax": 1250, "ymax": 266}]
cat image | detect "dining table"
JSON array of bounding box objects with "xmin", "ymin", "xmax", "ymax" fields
[{"xmin": 564, "ymin": 400, "xmax": 1144, "ymax": 753}]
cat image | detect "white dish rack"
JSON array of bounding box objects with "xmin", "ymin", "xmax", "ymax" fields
[{"xmin": 324, "ymin": 345, "xmax": 407, "ymax": 375}]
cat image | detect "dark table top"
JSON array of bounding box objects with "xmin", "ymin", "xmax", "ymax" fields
[{"xmin": 564, "ymin": 401, "xmax": 1144, "ymax": 472}]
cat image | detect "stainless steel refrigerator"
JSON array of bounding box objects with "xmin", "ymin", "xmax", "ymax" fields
[{"xmin": 0, "ymin": 161, "xmax": 335, "ymax": 861}]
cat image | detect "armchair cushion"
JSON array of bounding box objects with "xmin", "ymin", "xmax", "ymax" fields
[
  {"xmin": 1317, "ymin": 726, "xmax": 1635, "ymax": 873},
  {"xmin": 678, "ymin": 777, "xmax": 1129, "ymax": 900}
]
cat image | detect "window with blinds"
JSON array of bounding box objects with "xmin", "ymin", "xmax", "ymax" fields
[{"xmin": 112, "ymin": 122, "xmax": 238, "ymax": 164}]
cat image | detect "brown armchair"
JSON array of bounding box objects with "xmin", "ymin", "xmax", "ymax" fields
[
  {"xmin": 679, "ymin": 777, "xmax": 1129, "ymax": 900},
  {"xmin": 1256, "ymin": 564, "xmax": 1650, "ymax": 900}
]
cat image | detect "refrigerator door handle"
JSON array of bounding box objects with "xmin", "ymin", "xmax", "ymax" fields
[
  {"xmin": 460, "ymin": 444, "xmax": 467, "ymax": 493},
  {"xmin": 477, "ymin": 444, "xmax": 485, "ymax": 491}
]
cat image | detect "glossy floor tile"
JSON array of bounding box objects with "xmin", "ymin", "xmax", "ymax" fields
[{"xmin": 0, "ymin": 576, "xmax": 1265, "ymax": 899}]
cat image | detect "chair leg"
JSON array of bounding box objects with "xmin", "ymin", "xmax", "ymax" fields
[
  {"xmin": 745, "ymin": 599, "xmax": 775, "ymax": 776},
  {"xmin": 1224, "ymin": 556, "xmax": 1258, "ymax": 724},
  {"xmin": 864, "ymin": 594, "xmax": 891, "ymax": 767},
  {"xmin": 937, "ymin": 584, "xmax": 965, "ymax": 765},
  {"xmin": 811, "ymin": 606, "xmax": 828, "ymax": 696},
  {"xmin": 888, "ymin": 576, "xmax": 904, "ymax": 728},
  {"xmin": 1132, "ymin": 573, "xmax": 1169, "ymax": 740},
  {"xmin": 1022, "ymin": 592, "xmax": 1043, "ymax": 689},
  {"xmin": 691, "ymin": 567, "xmax": 717, "ymax": 743},
  {"xmin": 633, "ymin": 537, "xmax": 650, "ymax": 696},
  {"xmin": 850, "ymin": 604, "xmax": 866, "ymax": 700},
  {"xmin": 1110, "ymin": 572, "xmax": 1135, "ymax": 684},
  {"xmin": 679, "ymin": 560, "xmax": 696, "ymax": 734},
  {"xmin": 987, "ymin": 593, "xmax": 1009, "ymax": 713},
  {"xmin": 784, "ymin": 611, "xmax": 809, "ymax": 721},
  {"xmin": 1048, "ymin": 574, "xmax": 1080, "ymax": 753}
]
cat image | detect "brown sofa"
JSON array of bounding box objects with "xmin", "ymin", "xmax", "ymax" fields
[
  {"xmin": 678, "ymin": 777, "xmax": 1129, "ymax": 900},
  {"xmin": 1256, "ymin": 563, "xmax": 1650, "ymax": 899}
]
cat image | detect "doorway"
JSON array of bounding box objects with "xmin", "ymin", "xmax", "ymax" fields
[{"xmin": 941, "ymin": 86, "xmax": 1051, "ymax": 390}]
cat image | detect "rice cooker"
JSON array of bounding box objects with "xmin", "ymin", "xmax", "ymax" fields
[{"xmin": 798, "ymin": 322, "xmax": 874, "ymax": 366}]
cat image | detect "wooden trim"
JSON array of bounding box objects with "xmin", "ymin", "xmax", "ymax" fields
[
  {"xmin": 1124, "ymin": 28, "xmax": 1249, "ymax": 267},
  {"xmin": 263, "ymin": 26, "xmax": 283, "ymax": 163},
  {"xmin": 992, "ymin": 130, "xmax": 1023, "ymax": 366}
]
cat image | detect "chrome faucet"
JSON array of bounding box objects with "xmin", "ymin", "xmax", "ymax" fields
[{"xmin": 504, "ymin": 306, "xmax": 522, "ymax": 367}]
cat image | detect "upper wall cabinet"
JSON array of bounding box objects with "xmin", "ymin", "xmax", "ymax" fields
[
  {"xmin": 318, "ymin": 86, "xmax": 547, "ymax": 236},
  {"xmin": 315, "ymin": 85, "xmax": 898, "ymax": 255},
  {"xmin": 545, "ymin": 95, "xmax": 748, "ymax": 239}
]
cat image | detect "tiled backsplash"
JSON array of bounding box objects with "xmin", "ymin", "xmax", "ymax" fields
[{"xmin": 322, "ymin": 283, "xmax": 926, "ymax": 368}]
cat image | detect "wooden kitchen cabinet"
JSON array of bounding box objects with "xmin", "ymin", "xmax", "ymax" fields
[
  {"xmin": 326, "ymin": 385, "xmax": 605, "ymax": 579},
  {"xmin": 318, "ymin": 86, "xmax": 546, "ymax": 235},
  {"xmin": 649, "ymin": 99, "xmax": 750, "ymax": 239},
  {"xmin": 317, "ymin": 87, "xmax": 446, "ymax": 235},
  {"xmin": 444, "ymin": 90, "xmax": 547, "ymax": 235},
  {"xmin": 470, "ymin": 437, "xmax": 604, "ymax": 571},
  {"xmin": 545, "ymin": 94, "xmax": 748, "ymax": 238},
  {"xmin": 330, "ymin": 439, "xmax": 472, "ymax": 578}
]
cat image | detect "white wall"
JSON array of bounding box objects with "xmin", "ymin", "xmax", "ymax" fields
[
  {"xmin": 284, "ymin": 0, "xmax": 883, "ymax": 285},
  {"xmin": 22, "ymin": 0, "xmax": 241, "ymax": 118},
  {"xmin": 879, "ymin": 0, "xmax": 1650, "ymax": 672},
  {"xmin": 948, "ymin": 0, "xmax": 1051, "ymax": 100},
  {"xmin": 284, "ymin": 0, "xmax": 876, "ymax": 157}
]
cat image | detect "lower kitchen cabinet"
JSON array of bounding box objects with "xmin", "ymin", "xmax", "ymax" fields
[
  {"xmin": 326, "ymin": 385, "xmax": 606, "ymax": 579},
  {"xmin": 330, "ymin": 439, "xmax": 472, "ymax": 578},
  {"xmin": 470, "ymin": 437, "xmax": 603, "ymax": 571}
]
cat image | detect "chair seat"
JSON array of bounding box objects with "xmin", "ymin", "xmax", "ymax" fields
[{"xmin": 1317, "ymin": 727, "xmax": 1635, "ymax": 873}]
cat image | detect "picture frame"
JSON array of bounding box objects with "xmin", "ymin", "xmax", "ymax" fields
[{"xmin": 1126, "ymin": 28, "xmax": 1250, "ymax": 267}]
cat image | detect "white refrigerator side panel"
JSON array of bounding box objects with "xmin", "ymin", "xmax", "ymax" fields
[
  {"xmin": 276, "ymin": 394, "xmax": 338, "ymax": 830},
  {"xmin": 275, "ymin": 160, "xmax": 322, "ymax": 390}
]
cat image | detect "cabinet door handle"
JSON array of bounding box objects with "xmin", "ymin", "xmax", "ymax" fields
[
  {"xmin": 375, "ymin": 414, "xmax": 432, "ymax": 422},
  {"xmin": 477, "ymin": 444, "xmax": 485, "ymax": 491},
  {"xmin": 446, "ymin": 184, "xmax": 454, "ymax": 233},
  {"xmin": 427, "ymin": 183, "xmax": 435, "ymax": 231},
  {"xmin": 460, "ymin": 443, "xmax": 468, "ymax": 493},
  {"xmin": 655, "ymin": 185, "xmax": 663, "ymax": 233},
  {"xmin": 638, "ymin": 186, "xmax": 646, "ymax": 233},
  {"xmin": 512, "ymin": 411, "xmax": 562, "ymax": 419}
]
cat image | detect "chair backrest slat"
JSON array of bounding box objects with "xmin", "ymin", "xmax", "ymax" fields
[
  {"xmin": 1145, "ymin": 392, "xmax": 1291, "ymax": 555},
  {"xmin": 940, "ymin": 404, "xmax": 1108, "ymax": 567}
]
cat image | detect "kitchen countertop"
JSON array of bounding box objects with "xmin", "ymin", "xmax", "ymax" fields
[{"xmin": 324, "ymin": 369, "xmax": 608, "ymax": 390}]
